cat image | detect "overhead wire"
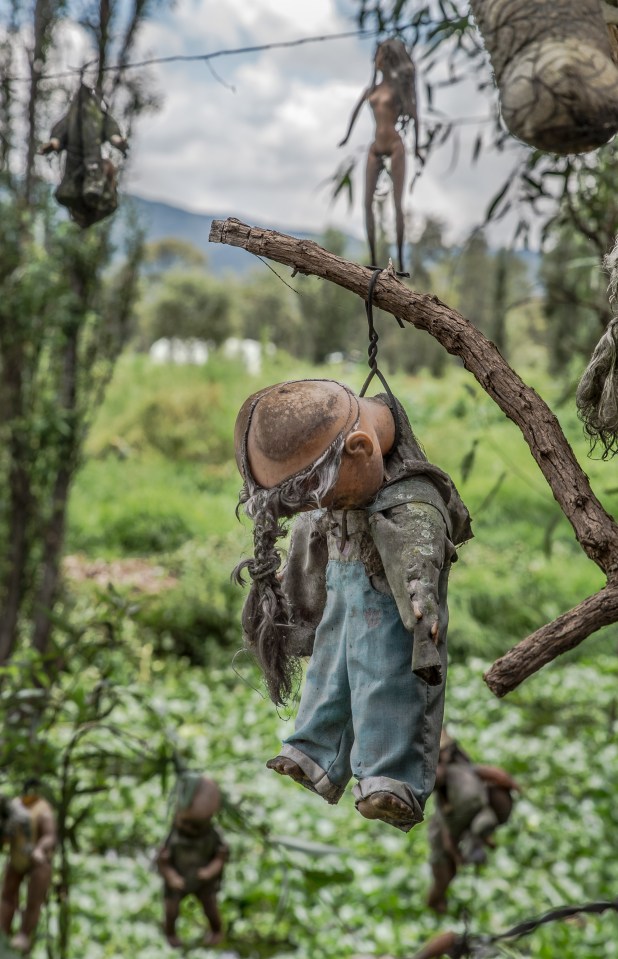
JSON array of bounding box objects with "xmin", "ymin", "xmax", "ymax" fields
[{"xmin": 6, "ymin": 28, "xmax": 381, "ymax": 83}]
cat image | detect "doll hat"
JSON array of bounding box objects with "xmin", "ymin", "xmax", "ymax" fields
[{"xmin": 234, "ymin": 379, "xmax": 359, "ymax": 489}]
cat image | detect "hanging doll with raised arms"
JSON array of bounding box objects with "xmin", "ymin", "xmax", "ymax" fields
[
  {"xmin": 233, "ymin": 378, "xmax": 471, "ymax": 832},
  {"xmin": 156, "ymin": 773, "xmax": 228, "ymax": 949},
  {"xmin": 39, "ymin": 83, "xmax": 128, "ymax": 228},
  {"xmin": 339, "ymin": 39, "xmax": 420, "ymax": 272}
]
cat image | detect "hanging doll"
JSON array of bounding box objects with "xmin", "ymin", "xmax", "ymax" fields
[
  {"xmin": 576, "ymin": 234, "xmax": 618, "ymax": 459},
  {"xmin": 426, "ymin": 729, "xmax": 520, "ymax": 914},
  {"xmin": 0, "ymin": 780, "xmax": 56, "ymax": 955},
  {"xmin": 338, "ymin": 39, "xmax": 420, "ymax": 272},
  {"xmin": 39, "ymin": 83, "xmax": 128, "ymax": 228},
  {"xmin": 233, "ymin": 379, "xmax": 472, "ymax": 832},
  {"xmin": 156, "ymin": 773, "xmax": 228, "ymax": 949}
]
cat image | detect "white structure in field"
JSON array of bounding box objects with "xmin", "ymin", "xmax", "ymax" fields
[
  {"xmin": 149, "ymin": 336, "xmax": 275, "ymax": 373},
  {"xmin": 149, "ymin": 337, "xmax": 209, "ymax": 365},
  {"xmin": 222, "ymin": 337, "xmax": 275, "ymax": 375}
]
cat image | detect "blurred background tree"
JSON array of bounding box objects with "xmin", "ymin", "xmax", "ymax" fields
[{"xmin": 0, "ymin": 0, "xmax": 161, "ymax": 667}]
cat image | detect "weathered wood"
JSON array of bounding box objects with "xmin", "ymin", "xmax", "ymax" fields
[
  {"xmin": 485, "ymin": 584, "xmax": 618, "ymax": 696},
  {"xmin": 210, "ymin": 218, "xmax": 618, "ymax": 694}
]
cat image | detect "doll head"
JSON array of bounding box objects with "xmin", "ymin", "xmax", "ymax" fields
[
  {"xmin": 233, "ymin": 379, "xmax": 395, "ymax": 705},
  {"xmin": 235, "ymin": 380, "xmax": 392, "ymax": 511},
  {"xmin": 174, "ymin": 774, "xmax": 221, "ymax": 836},
  {"xmin": 373, "ymin": 38, "xmax": 417, "ymax": 130},
  {"xmin": 21, "ymin": 778, "xmax": 43, "ymax": 807}
]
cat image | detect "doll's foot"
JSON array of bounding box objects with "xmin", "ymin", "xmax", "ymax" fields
[
  {"xmin": 427, "ymin": 890, "xmax": 448, "ymax": 915},
  {"xmin": 204, "ymin": 930, "xmax": 224, "ymax": 947},
  {"xmin": 10, "ymin": 933, "xmax": 32, "ymax": 954},
  {"xmin": 266, "ymin": 755, "xmax": 314, "ymax": 788},
  {"xmin": 356, "ymin": 791, "xmax": 421, "ymax": 832},
  {"xmin": 165, "ymin": 933, "xmax": 182, "ymax": 949}
]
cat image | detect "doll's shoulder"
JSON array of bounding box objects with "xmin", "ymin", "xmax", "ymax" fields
[{"xmin": 367, "ymin": 476, "xmax": 453, "ymax": 536}]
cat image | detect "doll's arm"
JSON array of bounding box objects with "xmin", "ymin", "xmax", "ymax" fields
[
  {"xmin": 280, "ymin": 512, "xmax": 327, "ymax": 656},
  {"xmin": 156, "ymin": 843, "xmax": 185, "ymax": 891},
  {"xmin": 338, "ymin": 89, "xmax": 369, "ymax": 146},
  {"xmin": 103, "ymin": 112, "xmax": 128, "ymax": 156},
  {"xmin": 31, "ymin": 808, "xmax": 56, "ymax": 864},
  {"xmin": 197, "ymin": 842, "xmax": 229, "ymax": 882},
  {"xmin": 371, "ymin": 501, "xmax": 453, "ymax": 685},
  {"xmin": 410, "ymin": 71, "xmax": 422, "ymax": 160},
  {"xmin": 473, "ymin": 764, "xmax": 521, "ymax": 792},
  {"xmin": 39, "ymin": 116, "xmax": 69, "ymax": 154}
]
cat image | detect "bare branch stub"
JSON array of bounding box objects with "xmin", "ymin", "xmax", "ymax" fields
[{"xmin": 209, "ymin": 218, "xmax": 618, "ymax": 695}]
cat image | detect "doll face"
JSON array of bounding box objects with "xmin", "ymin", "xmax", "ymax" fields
[
  {"xmin": 321, "ymin": 425, "xmax": 385, "ymax": 509},
  {"xmin": 236, "ymin": 381, "xmax": 395, "ymax": 511},
  {"xmin": 174, "ymin": 808, "xmax": 211, "ymax": 837}
]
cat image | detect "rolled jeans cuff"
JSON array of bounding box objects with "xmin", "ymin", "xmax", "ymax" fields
[
  {"xmin": 352, "ymin": 776, "xmax": 424, "ymax": 823},
  {"xmin": 278, "ymin": 744, "xmax": 346, "ymax": 804}
]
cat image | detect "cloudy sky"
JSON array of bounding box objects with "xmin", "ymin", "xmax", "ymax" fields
[{"xmin": 80, "ymin": 1, "xmax": 526, "ymax": 245}]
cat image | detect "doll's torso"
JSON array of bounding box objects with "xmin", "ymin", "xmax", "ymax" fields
[
  {"xmin": 319, "ymin": 509, "xmax": 392, "ymax": 595},
  {"xmin": 8, "ymin": 798, "xmax": 51, "ymax": 874},
  {"xmin": 168, "ymin": 824, "xmax": 222, "ymax": 893},
  {"xmin": 368, "ymin": 83, "xmax": 404, "ymax": 154}
]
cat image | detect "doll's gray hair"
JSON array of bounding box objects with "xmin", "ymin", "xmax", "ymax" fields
[
  {"xmin": 233, "ymin": 434, "xmax": 346, "ymax": 706},
  {"xmin": 575, "ymin": 237, "xmax": 618, "ymax": 458}
]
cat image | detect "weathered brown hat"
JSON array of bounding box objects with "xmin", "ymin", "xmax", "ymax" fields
[{"xmin": 235, "ymin": 379, "xmax": 359, "ymax": 489}]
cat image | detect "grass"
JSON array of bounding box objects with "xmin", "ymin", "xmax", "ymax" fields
[
  {"xmin": 68, "ymin": 348, "xmax": 618, "ymax": 665},
  {"xmin": 43, "ymin": 345, "xmax": 618, "ymax": 959}
]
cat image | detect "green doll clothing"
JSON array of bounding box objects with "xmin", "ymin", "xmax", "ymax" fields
[{"xmin": 163, "ymin": 825, "xmax": 226, "ymax": 898}]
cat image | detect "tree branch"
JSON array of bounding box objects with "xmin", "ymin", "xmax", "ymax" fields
[
  {"xmin": 485, "ymin": 584, "xmax": 618, "ymax": 696},
  {"xmin": 209, "ymin": 218, "xmax": 618, "ymax": 695}
]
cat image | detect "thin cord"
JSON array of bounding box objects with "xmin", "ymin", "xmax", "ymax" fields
[
  {"xmin": 7, "ymin": 28, "xmax": 380, "ymax": 84},
  {"xmin": 358, "ymin": 268, "xmax": 403, "ymax": 447}
]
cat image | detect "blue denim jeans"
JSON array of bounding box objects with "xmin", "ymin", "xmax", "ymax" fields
[{"xmin": 280, "ymin": 558, "xmax": 447, "ymax": 818}]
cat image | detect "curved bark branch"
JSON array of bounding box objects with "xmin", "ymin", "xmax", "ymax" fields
[
  {"xmin": 209, "ymin": 218, "xmax": 618, "ymax": 694},
  {"xmin": 485, "ymin": 584, "xmax": 618, "ymax": 696}
]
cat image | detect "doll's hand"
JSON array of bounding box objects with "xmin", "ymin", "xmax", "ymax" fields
[
  {"xmin": 337, "ymin": 137, "xmax": 348, "ymax": 148},
  {"xmin": 197, "ymin": 861, "xmax": 222, "ymax": 882},
  {"xmin": 31, "ymin": 847, "xmax": 47, "ymax": 866},
  {"xmin": 410, "ymin": 581, "xmax": 439, "ymax": 644},
  {"xmin": 39, "ymin": 138, "xmax": 61, "ymax": 155},
  {"xmin": 166, "ymin": 871, "xmax": 186, "ymax": 891}
]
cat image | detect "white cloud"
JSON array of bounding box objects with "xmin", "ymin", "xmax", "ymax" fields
[{"xmin": 124, "ymin": 0, "xmax": 522, "ymax": 249}]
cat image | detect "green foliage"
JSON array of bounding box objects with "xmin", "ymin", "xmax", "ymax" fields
[
  {"xmin": 134, "ymin": 539, "xmax": 245, "ymax": 661},
  {"xmin": 1, "ymin": 349, "xmax": 617, "ymax": 958},
  {"xmin": 139, "ymin": 269, "xmax": 233, "ymax": 345},
  {"xmin": 14, "ymin": 644, "xmax": 618, "ymax": 959},
  {"xmin": 0, "ymin": 0, "xmax": 157, "ymax": 667}
]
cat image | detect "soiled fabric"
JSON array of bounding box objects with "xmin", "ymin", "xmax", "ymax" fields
[
  {"xmin": 163, "ymin": 825, "xmax": 226, "ymax": 898},
  {"xmin": 280, "ymin": 521, "xmax": 448, "ymax": 822},
  {"xmin": 47, "ymin": 83, "xmax": 125, "ymax": 227},
  {"xmin": 263, "ymin": 396, "xmax": 471, "ymax": 827}
]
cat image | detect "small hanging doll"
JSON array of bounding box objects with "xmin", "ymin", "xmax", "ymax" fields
[
  {"xmin": 0, "ymin": 780, "xmax": 56, "ymax": 955},
  {"xmin": 427, "ymin": 728, "xmax": 521, "ymax": 914},
  {"xmin": 156, "ymin": 773, "xmax": 228, "ymax": 949},
  {"xmin": 233, "ymin": 377, "xmax": 472, "ymax": 832},
  {"xmin": 338, "ymin": 38, "xmax": 420, "ymax": 272},
  {"xmin": 39, "ymin": 83, "xmax": 128, "ymax": 228},
  {"xmin": 576, "ymin": 234, "xmax": 618, "ymax": 459}
]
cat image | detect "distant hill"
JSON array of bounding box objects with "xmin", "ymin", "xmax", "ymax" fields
[
  {"xmin": 116, "ymin": 194, "xmax": 540, "ymax": 286},
  {"xmin": 120, "ymin": 194, "xmax": 364, "ymax": 275}
]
